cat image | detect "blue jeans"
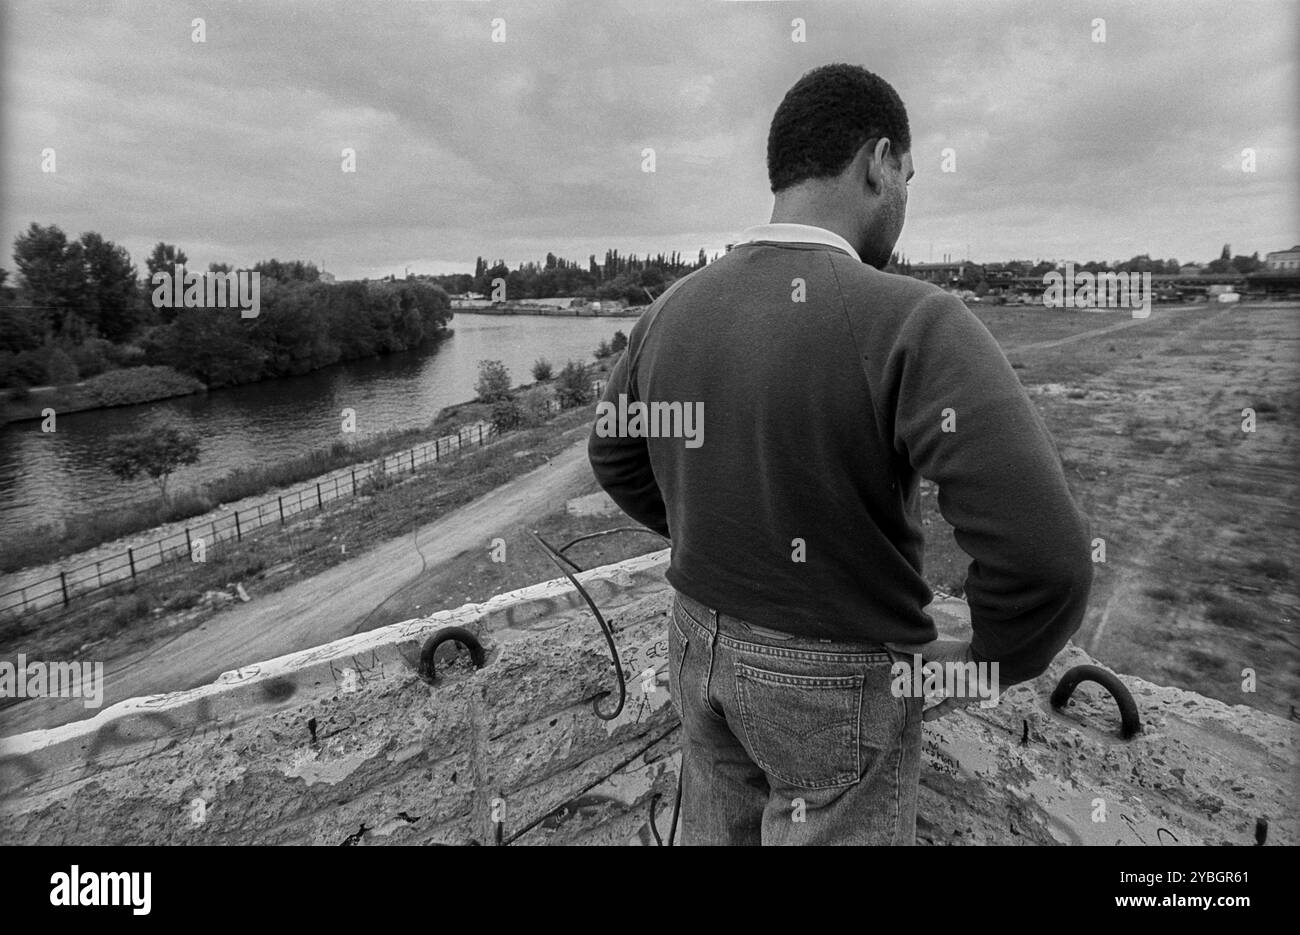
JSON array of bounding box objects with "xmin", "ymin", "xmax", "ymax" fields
[{"xmin": 668, "ymin": 589, "xmax": 923, "ymax": 845}]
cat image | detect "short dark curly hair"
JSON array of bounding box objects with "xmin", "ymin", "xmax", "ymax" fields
[{"xmin": 766, "ymin": 64, "xmax": 911, "ymax": 193}]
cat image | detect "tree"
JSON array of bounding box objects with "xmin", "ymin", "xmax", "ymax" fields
[
  {"xmin": 146, "ymin": 243, "xmax": 189, "ymax": 323},
  {"xmin": 12, "ymin": 223, "xmax": 87, "ymax": 337},
  {"xmin": 531, "ymin": 358, "xmax": 553, "ymax": 381},
  {"xmin": 555, "ymin": 360, "xmax": 592, "ymax": 409},
  {"xmin": 79, "ymin": 232, "xmax": 139, "ymax": 342},
  {"xmin": 104, "ymin": 425, "xmax": 201, "ymax": 507},
  {"xmin": 609, "ymin": 330, "xmax": 628, "ymax": 354},
  {"xmin": 594, "ymin": 338, "xmax": 612, "ymax": 359},
  {"xmin": 1231, "ymin": 252, "xmax": 1262, "ymax": 274},
  {"xmin": 146, "ymin": 307, "xmax": 267, "ymax": 387},
  {"xmin": 475, "ymin": 359, "xmax": 514, "ymax": 403},
  {"xmin": 145, "ymin": 242, "xmax": 188, "ymax": 279}
]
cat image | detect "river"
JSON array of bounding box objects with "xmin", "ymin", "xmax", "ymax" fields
[{"xmin": 0, "ymin": 314, "xmax": 630, "ymax": 532}]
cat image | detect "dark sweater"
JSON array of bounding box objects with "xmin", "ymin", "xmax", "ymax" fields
[{"xmin": 587, "ymin": 240, "xmax": 1093, "ymax": 685}]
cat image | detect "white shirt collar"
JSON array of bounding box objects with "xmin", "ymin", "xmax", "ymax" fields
[{"xmin": 736, "ymin": 223, "xmax": 860, "ymax": 261}]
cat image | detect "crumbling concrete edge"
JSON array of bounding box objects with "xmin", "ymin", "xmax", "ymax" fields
[{"xmin": 0, "ymin": 549, "xmax": 673, "ymax": 781}]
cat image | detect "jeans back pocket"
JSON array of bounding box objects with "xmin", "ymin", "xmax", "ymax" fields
[{"xmin": 735, "ymin": 663, "xmax": 863, "ymax": 789}]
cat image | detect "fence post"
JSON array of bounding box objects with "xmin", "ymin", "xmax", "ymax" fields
[
  {"xmin": 128, "ymin": 547, "xmax": 136, "ymax": 580},
  {"xmin": 185, "ymin": 527, "xmax": 192, "ymax": 559},
  {"xmin": 278, "ymin": 496, "xmax": 285, "ymax": 525},
  {"xmin": 235, "ymin": 510, "xmax": 242, "ymax": 541},
  {"xmin": 351, "ymin": 468, "xmax": 357, "ymax": 495},
  {"xmin": 411, "ymin": 449, "xmax": 416, "ymax": 471},
  {"xmin": 435, "ymin": 440, "xmax": 439, "ymax": 462},
  {"xmin": 212, "ymin": 520, "xmax": 218, "ymax": 544},
  {"xmin": 60, "ymin": 571, "xmax": 69, "ymax": 607},
  {"xmin": 479, "ymin": 424, "xmax": 484, "ymax": 445},
  {"xmin": 317, "ymin": 483, "xmax": 324, "ymax": 508}
]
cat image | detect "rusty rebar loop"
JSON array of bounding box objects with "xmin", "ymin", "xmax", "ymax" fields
[
  {"xmin": 418, "ymin": 626, "xmax": 487, "ymax": 682},
  {"xmin": 530, "ymin": 529, "xmax": 627, "ymax": 721},
  {"xmin": 1049, "ymin": 664, "xmax": 1141, "ymax": 739},
  {"xmin": 558, "ymin": 527, "xmax": 671, "ymax": 557}
]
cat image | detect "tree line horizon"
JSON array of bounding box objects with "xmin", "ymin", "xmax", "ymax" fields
[{"xmin": 0, "ymin": 219, "xmax": 1270, "ymax": 393}]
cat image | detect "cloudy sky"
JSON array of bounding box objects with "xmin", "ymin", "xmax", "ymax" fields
[{"xmin": 2, "ymin": 0, "xmax": 1295, "ymax": 280}]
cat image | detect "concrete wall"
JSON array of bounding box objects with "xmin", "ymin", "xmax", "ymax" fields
[{"xmin": 1, "ymin": 550, "xmax": 1295, "ymax": 846}]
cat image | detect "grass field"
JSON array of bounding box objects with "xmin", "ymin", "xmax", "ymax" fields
[{"xmin": 919, "ymin": 302, "xmax": 1299, "ymax": 718}]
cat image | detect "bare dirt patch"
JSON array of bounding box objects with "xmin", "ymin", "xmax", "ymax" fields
[{"xmin": 923, "ymin": 303, "xmax": 1299, "ymax": 717}]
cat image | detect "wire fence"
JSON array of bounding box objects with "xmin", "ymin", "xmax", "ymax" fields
[{"xmin": 0, "ymin": 386, "xmax": 603, "ymax": 620}]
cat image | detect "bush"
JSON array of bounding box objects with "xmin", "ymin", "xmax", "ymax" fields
[
  {"xmin": 489, "ymin": 397, "xmax": 524, "ymax": 434},
  {"xmin": 610, "ymin": 330, "xmax": 628, "ymax": 354},
  {"xmin": 44, "ymin": 347, "xmax": 79, "ymax": 385},
  {"xmin": 70, "ymin": 339, "xmax": 112, "ymax": 379},
  {"xmin": 12, "ymin": 349, "xmax": 47, "ymax": 386},
  {"xmin": 594, "ymin": 338, "xmax": 612, "ymax": 359},
  {"xmin": 475, "ymin": 359, "xmax": 513, "ymax": 403},
  {"xmin": 555, "ymin": 360, "xmax": 593, "ymax": 409},
  {"xmin": 531, "ymin": 358, "xmax": 553, "ymax": 381},
  {"xmin": 163, "ymin": 589, "xmax": 203, "ymax": 612},
  {"xmin": 359, "ymin": 459, "xmax": 399, "ymax": 496},
  {"xmin": 520, "ymin": 393, "xmax": 554, "ymax": 426},
  {"xmin": 107, "ymin": 592, "xmax": 154, "ymax": 631},
  {"xmin": 82, "ymin": 366, "xmax": 204, "ymax": 406}
]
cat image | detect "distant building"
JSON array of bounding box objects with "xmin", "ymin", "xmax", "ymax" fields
[
  {"xmin": 980, "ymin": 262, "xmax": 1025, "ymax": 285},
  {"xmin": 319, "ymin": 271, "xmax": 336, "ymax": 283},
  {"xmin": 527, "ymin": 297, "xmax": 581, "ymax": 309},
  {"xmin": 1264, "ymin": 246, "xmax": 1300, "ymax": 271},
  {"xmin": 909, "ymin": 261, "xmax": 982, "ymax": 287},
  {"xmin": 1178, "ymin": 263, "xmax": 1203, "ymax": 277}
]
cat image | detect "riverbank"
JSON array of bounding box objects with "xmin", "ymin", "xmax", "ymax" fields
[
  {"xmin": 453, "ymin": 305, "xmax": 644, "ymax": 318},
  {"xmin": 0, "ymin": 366, "xmax": 207, "ymax": 424},
  {"xmin": 0, "ymin": 329, "xmax": 459, "ymax": 425}
]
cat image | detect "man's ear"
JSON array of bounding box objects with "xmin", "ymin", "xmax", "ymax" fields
[{"xmin": 861, "ymin": 137, "xmax": 893, "ymax": 194}]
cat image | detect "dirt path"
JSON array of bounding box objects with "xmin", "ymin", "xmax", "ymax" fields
[
  {"xmin": 0, "ymin": 438, "xmax": 595, "ymax": 737},
  {"xmin": 1011, "ymin": 307, "xmax": 1169, "ymax": 352}
]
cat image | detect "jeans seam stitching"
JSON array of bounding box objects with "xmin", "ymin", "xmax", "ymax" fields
[
  {"xmin": 702, "ymin": 619, "xmax": 725, "ymax": 721},
  {"xmin": 891, "ymin": 692, "xmax": 907, "ymax": 844},
  {"xmin": 669, "ymin": 614, "xmax": 687, "ymax": 721},
  {"xmin": 718, "ymin": 638, "xmax": 891, "ymax": 663}
]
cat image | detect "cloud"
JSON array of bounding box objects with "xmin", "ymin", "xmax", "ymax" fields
[{"xmin": 1, "ymin": 0, "xmax": 1294, "ymax": 279}]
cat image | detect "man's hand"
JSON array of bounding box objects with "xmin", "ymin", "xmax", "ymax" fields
[{"xmin": 886, "ymin": 638, "xmax": 998, "ymax": 722}]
